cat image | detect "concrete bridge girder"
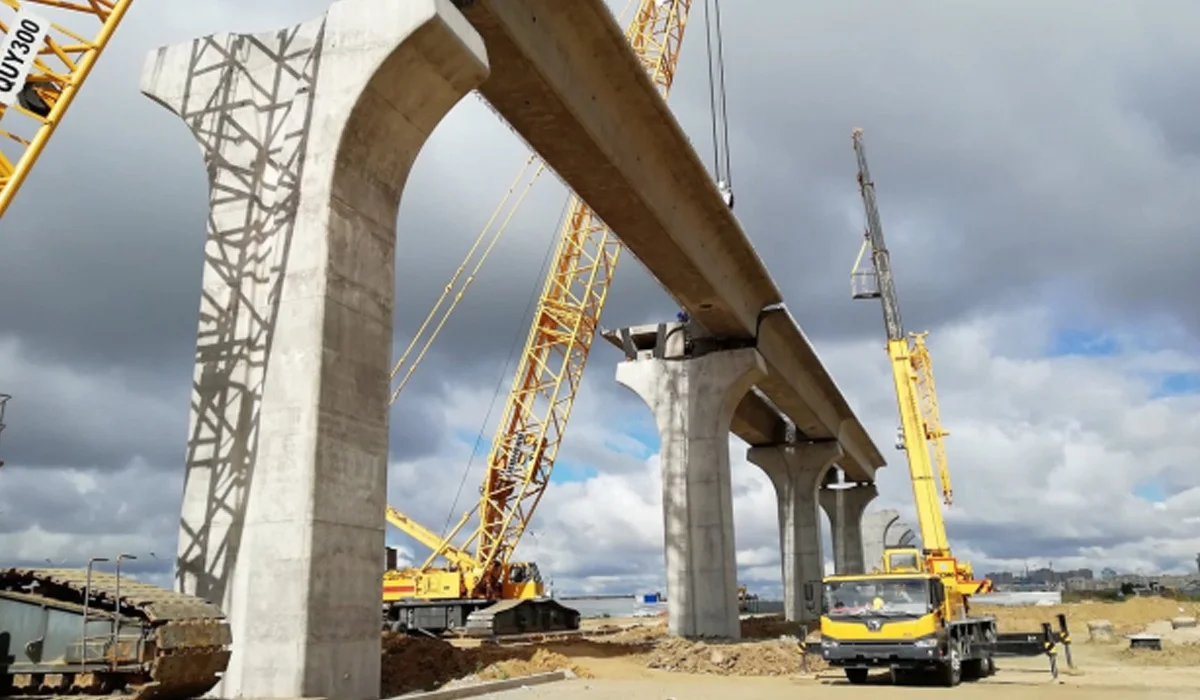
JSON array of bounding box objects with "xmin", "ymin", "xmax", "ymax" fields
[{"xmin": 457, "ymin": 0, "xmax": 885, "ymax": 483}]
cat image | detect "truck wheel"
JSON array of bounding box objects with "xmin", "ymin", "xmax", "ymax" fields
[
  {"xmin": 981, "ymin": 654, "xmax": 995, "ymax": 677},
  {"xmin": 844, "ymin": 668, "xmax": 869, "ymax": 684},
  {"xmin": 938, "ymin": 644, "xmax": 963, "ymax": 687}
]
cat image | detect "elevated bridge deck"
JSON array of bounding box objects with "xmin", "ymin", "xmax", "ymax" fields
[{"xmin": 459, "ymin": 0, "xmax": 885, "ymax": 480}]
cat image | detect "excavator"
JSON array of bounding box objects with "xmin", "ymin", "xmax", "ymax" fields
[
  {"xmin": 816, "ymin": 129, "xmax": 998, "ymax": 687},
  {"xmin": 380, "ymin": 0, "xmax": 731, "ymax": 637},
  {"xmin": 0, "ymin": 3, "xmax": 233, "ymax": 697}
]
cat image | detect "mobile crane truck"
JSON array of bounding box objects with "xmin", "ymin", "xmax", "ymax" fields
[{"xmin": 817, "ymin": 129, "xmax": 998, "ymax": 687}]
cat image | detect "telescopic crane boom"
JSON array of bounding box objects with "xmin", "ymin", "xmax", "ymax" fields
[
  {"xmin": 817, "ymin": 130, "xmax": 1001, "ymax": 688},
  {"xmin": 848, "ymin": 127, "xmax": 986, "ymax": 595}
]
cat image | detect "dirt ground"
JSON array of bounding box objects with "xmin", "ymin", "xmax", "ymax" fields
[{"xmin": 381, "ymin": 600, "xmax": 1200, "ymax": 698}]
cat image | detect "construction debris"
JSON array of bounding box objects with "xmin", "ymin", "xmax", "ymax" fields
[{"xmin": 1087, "ymin": 620, "xmax": 1115, "ymax": 642}]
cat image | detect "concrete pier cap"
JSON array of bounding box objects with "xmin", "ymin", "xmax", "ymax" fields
[
  {"xmin": 140, "ymin": 0, "xmax": 489, "ymax": 697},
  {"xmin": 610, "ymin": 320, "xmax": 765, "ymax": 640}
]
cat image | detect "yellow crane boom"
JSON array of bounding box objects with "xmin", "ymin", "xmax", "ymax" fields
[
  {"xmin": 381, "ymin": 0, "xmax": 701, "ymax": 635},
  {"xmin": 815, "ymin": 129, "xmax": 999, "ymax": 689},
  {"xmin": 0, "ymin": 0, "xmax": 133, "ymax": 221},
  {"xmin": 849, "ymin": 127, "xmax": 987, "ymax": 594},
  {"xmin": 467, "ymin": 0, "xmax": 693, "ymax": 585}
]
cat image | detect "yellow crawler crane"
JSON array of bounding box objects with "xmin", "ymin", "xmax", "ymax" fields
[
  {"xmin": 817, "ymin": 129, "xmax": 997, "ymax": 687},
  {"xmin": 381, "ymin": 0, "xmax": 710, "ymax": 637}
]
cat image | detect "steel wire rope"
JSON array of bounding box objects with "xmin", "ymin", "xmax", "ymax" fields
[
  {"xmin": 388, "ymin": 159, "xmax": 548, "ymax": 404},
  {"xmin": 389, "ymin": 153, "xmax": 542, "ymax": 393},
  {"xmin": 702, "ymin": 0, "xmax": 733, "ymax": 190}
]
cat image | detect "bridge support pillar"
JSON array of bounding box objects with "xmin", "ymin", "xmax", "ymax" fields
[
  {"xmin": 820, "ymin": 482, "xmax": 877, "ymax": 575},
  {"xmin": 747, "ymin": 442, "xmax": 842, "ymax": 624},
  {"xmin": 614, "ymin": 324, "xmax": 766, "ymax": 640},
  {"xmin": 862, "ymin": 509, "xmax": 917, "ymax": 573},
  {"xmin": 140, "ymin": 1, "xmax": 489, "ymax": 697}
]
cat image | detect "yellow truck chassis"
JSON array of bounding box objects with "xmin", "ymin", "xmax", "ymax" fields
[{"xmin": 820, "ymin": 615, "xmax": 998, "ymax": 686}]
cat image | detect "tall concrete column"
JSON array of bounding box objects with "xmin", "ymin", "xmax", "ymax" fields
[
  {"xmin": 140, "ymin": 1, "xmax": 489, "ymax": 697},
  {"xmin": 616, "ymin": 345, "xmax": 766, "ymax": 640},
  {"xmin": 861, "ymin": 508, "xmax": 917, "ymax": 574},
  {"xmin": 819, "ymin": 483, "xmax": 878, "ymax": 575},
  {"xmin": 748, "ymin": 442, "xmax": 842, "ymax": 624}
]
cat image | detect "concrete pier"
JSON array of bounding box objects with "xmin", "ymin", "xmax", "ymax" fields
[
  {"xmin": 862, "ymin": 508, "xmax": 918, "ymax": 573},
  {"xmin": 820, "ymin": 482, "xmax": 878, "ymax": 575},
  {"xmin": 613, "ymin": 322, "xmax": 766, "ymax": 640},
  {"xmin": 140, "ymin": 1, "xmax": 489, "ymax": 697},
  {"xmin": 748, "ymin": 442, "xmax": 842, "ymax": 624}
]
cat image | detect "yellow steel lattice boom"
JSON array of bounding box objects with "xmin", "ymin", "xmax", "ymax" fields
[
  {"xmin": 462, "ymin": 1, "xmax": 694, "ymax": 595},
  {"xmin": 0, "ymin": 0, "xmax": 133, "ymax": 221},
  {"xmin": 849, "ymin": 127, "xmax": 988, "ymax": 596}
]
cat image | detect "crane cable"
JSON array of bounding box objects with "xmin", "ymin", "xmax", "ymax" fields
[
  {"xmin": 702, "ymin": 0, "xmax": 734, "ymax": 205},
  {"xmin": 437, "ymin": 193, "xmax": 574, "ymax": 541},
  {"xmin": 386, "ymin": 0, "xmax": 643, "ymax": 407},
  {"xmin": 388, "ymin": 155, "xmax": 547, "ymax": 404},
  {"xmin": 431, "ymin": 0, "xmax": 645, "ymax": 544}
]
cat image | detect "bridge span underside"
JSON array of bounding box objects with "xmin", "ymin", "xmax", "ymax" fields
[{"xmin": 139, "ymin": 0, "xmax": 885, "ymax": 697}]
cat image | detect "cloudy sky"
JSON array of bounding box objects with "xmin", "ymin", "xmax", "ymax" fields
[{"xmin": 3, "ymin": 0, "xmax": 1200, "ymax": 599}]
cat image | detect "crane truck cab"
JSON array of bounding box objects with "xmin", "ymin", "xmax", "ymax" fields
[{"xmin": 818, "ymin": 549, "xmax": 998, "ymax": 687}]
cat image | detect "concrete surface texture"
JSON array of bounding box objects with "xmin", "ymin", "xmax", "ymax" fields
[
  {"xmin": 139, "ymin": 0, "xmax": 489, "ymax": 697},
  {"xmin": 616, "ymin": 346, "xmax": 767, "ymax": 640},
  {"xmin": 747, "ymin": 443, "xmax": 842, "ymax": 624},
  {"xmin": 819, "ymin": 482, "xmax": 878, "ymax": 574},
  {"xmin": 455, "ymin": 0, "xmax": 885, "ymax": 482},
  {"xmin": 861, "ymin": 508, "xmax": 918, "ymax": 573}
]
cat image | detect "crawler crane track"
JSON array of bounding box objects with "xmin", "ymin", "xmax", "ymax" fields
[{"xmin": 0, "ymin": 568, "xmax": 230, "ymax": 700}]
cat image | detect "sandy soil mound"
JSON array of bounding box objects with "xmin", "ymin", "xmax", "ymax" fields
[
  {"xmin": 740, "ymin": 615, "xmax": 810, "ymax": 639},
  {"xmin": 600, "ymin": 620, "xmax": 667, "ymax": 645},
  {"xmin": 380, "ymin": 633, "xmax": 591, "ymax": 696},
  {"xmin": 1113, "ymin": 643, "xmax": 1200, "ymax": 667},
  {"xmin": 380, "ymin": 635, "xmax": 477, "ymax": 695},
  {"xmin": 976, "ymin": 597, "xmax": 1198, "ymax": 637},
  {"xmin": 644, "ymin": 636, "xmax": 826, "ymax": 676},
  {"xmin": 477, "ymin": 647, "xmax": 590, "ymax": 681}
]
